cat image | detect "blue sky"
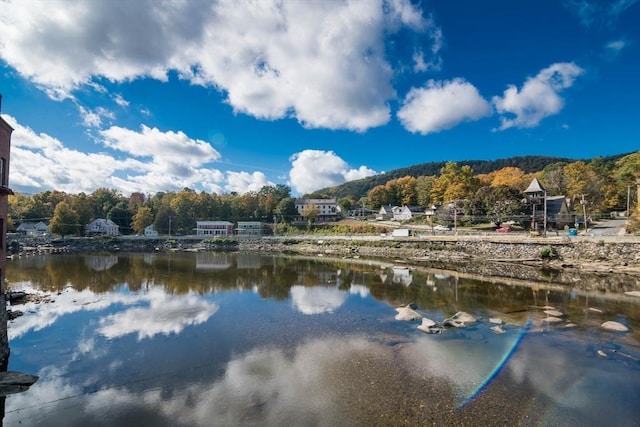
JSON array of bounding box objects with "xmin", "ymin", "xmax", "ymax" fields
[{"xmin": 1, "ymin": 0, "xmax": 638, "ymax": 196}]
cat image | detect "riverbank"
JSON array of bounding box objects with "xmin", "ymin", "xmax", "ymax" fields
[{"xmin": 13, "ymin": 234, "xmax": 640, "ymax": 287}]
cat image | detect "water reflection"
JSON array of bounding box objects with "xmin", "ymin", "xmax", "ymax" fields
[{"xmin": 4, "ymin": 253, "xmax": 640, "ymax": 426}]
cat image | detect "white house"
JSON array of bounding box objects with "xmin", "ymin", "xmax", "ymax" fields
[
  {"xmin": 195, "ymin": 221, "xmax": 234, "ymax": 237},
  {"xmin": 393, "ymin": 206, "xmax": 425, "ymax": 221},
  {"xmin": 294, "ymin": 198, "xmax": 338, "ymax": 223},
  {"xmin": 236, "ymin": 221, "xmax": 262, "ymax": 236},
  {"xmin": 144, "ymin": 224, "xmax": 158, "ymax": 237},
  {"xmin": 16, "ymin": 221, "xmax": 48, "ymax": 236},
  {"xmin": 86, "ymin": 218, "xmax": 119, "ymax": 236},
  {"xmin": 377, "ymin": 205, "xmax": 394, "ymax": 220}
]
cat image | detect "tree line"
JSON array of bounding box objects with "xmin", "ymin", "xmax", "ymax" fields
[
  {"xmin": 329, "ymin": 152, "xmax": 640, "ymax": 228},
  {"xmin": 8, "ymin": 184, "xmax": 299, "ymax": 237},
  {"xmin": 8, "ymin": 151, "xmax": 640, "ymax": 237}
]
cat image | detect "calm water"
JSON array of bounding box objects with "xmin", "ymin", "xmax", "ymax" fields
[{"xmin": 4, "ymin": 252, "xmax": 640, "ymax": 426}]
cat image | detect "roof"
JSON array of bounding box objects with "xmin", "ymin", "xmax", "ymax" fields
[
  {"xmin": 88, "ymin": 218, "xmax": 119, "ymax": 227},
  {"xmin": 524, "ymin": 178, "xmax": 546, "ymax": 194},
  {"xmin": 545, "ymin": 196, "xmax": 568, "ymax": 215}
]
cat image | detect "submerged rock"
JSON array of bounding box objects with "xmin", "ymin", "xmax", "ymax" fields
[
  {"xmin": 489, "ymin": 317, "xmax": 503, "ymax": 325},
  {"xmin": 490, "ymin": 325, "xmax": 505, "ymax": 334},
  {"xmin": 542, "ymin": 316, "xmax": 563, "ymax": 323},
  {"xmin": 543, "ymin": 309, "xmax": 564, "ymax": 317},
  {"xmin": 395, "ymin": 304, "xmax": 422, "ymax": 321},
  {"xmin": 443, "ymin": 311, "xmax": 477, "ymax": 328},
  {"xmin": 600, "ymin": 321, "xmax": 629, "ymax": 332}
]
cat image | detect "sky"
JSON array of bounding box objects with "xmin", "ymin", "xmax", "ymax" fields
[{"xmin": 0, "ymin": 0, "xmax": 638, "ymax": 197}]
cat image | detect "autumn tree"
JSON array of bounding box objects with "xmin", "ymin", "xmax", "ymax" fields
[
  {"xmin": 431, "ymin": 163, "xmax": 480, "ymax": 203},
  {"xmin": 69, "ymin": 192, "xmax": 94, "ymax": 235},
  {"xmin": 49, "ymin": 201, "xmax": 79, "ymax": 237},
  {"xmin": 396, "ymin": 176, "xmax": 418, "ymax": 205},
  {"xmin": 540, "ymin": 163, "xmax": 567, "ymax": 196},
  {"xmin": 489, "ymin": 167, "xmax": 527, "ymax": 190},
  {"xmin": 302, "ymin": 204, "xmax": 319, "ymax": 229},
  {"xmin": 131, "ymin": 206, "xmax": 154, "ymax": 235},
  {"xmin": 367, "ymin": 185, "xmax": 389, "ymax": 208},
  {"xmin": 170, "ymin": 188, "xmax": 199, "ymax": 233}
]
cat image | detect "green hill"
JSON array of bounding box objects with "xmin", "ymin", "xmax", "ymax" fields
[{"xmin": 310, "ymin": 153, "xmax": 629, "ymax": 200}]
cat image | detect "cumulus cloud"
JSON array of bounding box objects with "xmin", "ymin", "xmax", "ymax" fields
[
  {"xmin": 226, "ymin": 171, "xmax": 274, "ymax": 194},
  {"xmin": 492, "ymin": 62, "xmax": 584, "ymax": 130},
  {"xmin": 0, "ymin": 0, "xmax": 440, "ymax": 131},
  {"xmin": 397, "ymin": 79, "xmax": 492, "ymax": 135},
  {"xmin": 98, "ymin": 290, "xmax": 218, "ymax": 340},
  {"xmin": 2, "ymin": 114, "xmax": 246, "ymax": 195},
  {"xmin": 290, "ymin": 286, "xmax": 348, "ymax": 315},
  {"xmin": 288, "ymin": 150, "xmax": 377, "ymax": 195}
]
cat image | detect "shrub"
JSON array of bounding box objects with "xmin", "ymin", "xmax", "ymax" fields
[{"xmin": 539, "ymin": 246, "xmax": 559, "ymax": 260}]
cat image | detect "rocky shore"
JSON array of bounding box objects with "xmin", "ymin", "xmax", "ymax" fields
[{"xmin": 19, "ymin": 234, "xmax": 640, "ymax": 289}]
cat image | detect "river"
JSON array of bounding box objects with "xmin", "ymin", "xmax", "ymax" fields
[{"xmin": 4, "ymin": 252, "xmax": 639, "ymax": 426}]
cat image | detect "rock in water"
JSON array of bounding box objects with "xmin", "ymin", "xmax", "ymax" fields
[
  {"xmin": 417, "ymin": 318, "xmax": 442, "ymax": 334},
  {"xmin": 443, "ymin": 311, "xmax": 477, "ymax": 328},
  {"xmin": 490, "ymin": 325, "xmax": 505, "ymax": 334},
  {"xmin": 395, "ymin": 304, "xmax": 422, "ymax": 321},
  {"xmin": 600, "ymin": 321, "xmax": 629, "ymax": 332},
  {"xmin": 543, "ymin": 309, "xmax": 564, "ymax": 317}
]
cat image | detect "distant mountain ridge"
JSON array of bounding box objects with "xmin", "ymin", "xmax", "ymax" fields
[{"xmin": 315, "ymin": 153, "xmax": 630, "ymax": 200}]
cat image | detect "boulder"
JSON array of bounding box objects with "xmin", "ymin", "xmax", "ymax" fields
[
  {"xmin": 417, "ymin": 318, "xmax": 442, "ymax": 334},
  {"xmin": 443, "ymin": 311, "xmax": 477, "ymax": 328},
  {"xmin": 600, "ymin": 321, "xmax": 629, "ymax": 332},
  {"xmin": 543, "ymin": 309, "xmax": 564, "ymax": 317},
  {"xmin": 490, "ymin": 325, "xmax": 505, "ymax": 334},
  {"xmin": 395, "ymin": 304, "xmax": 422, "ymax": 321}
]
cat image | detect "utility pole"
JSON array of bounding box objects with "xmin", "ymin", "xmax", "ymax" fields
[
  {"xmin": 580, "ymin": 194, "xmax": 588, "ymax": 233},
  {"xmin": 273, "ymin": 215, "xmax": 277, "ymax": 236},
  {"xmin": 168, "ymin": 216, "xmax": 172, "ymax": 236},
  {"xmin": 628, "ymin": 185, "xmax": 632, "ymax": 218},
  {"xmin": 543, "ymin": 190, "xmax": 547, "ymax": 237}
]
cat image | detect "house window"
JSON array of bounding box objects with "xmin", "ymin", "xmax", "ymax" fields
[{"xmin": 0, "ymin": 158, "xmax": 5, "ymax": 186}]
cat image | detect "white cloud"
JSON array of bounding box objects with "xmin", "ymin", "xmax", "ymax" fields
[
  {"xmin": 288, "ymin": 150, "xmax": 377, "ymax": 195},
  {"xmin": 290, "ymin": 285, "xmax": 347, "ymax": 315},
  {"xmin": 566, "ymin": 0, "xmax": 638, "ymax": 27},
  {"xmin": 113, "ymin": 94, "xmax": 129, "ymax": 108},
  {"xmin": 606, "ymin": 40, "xmax": 626, "ymax": 51},
  {"xmin": 397, "ymin": 79, "xmax": 492, "ymax": 135},
  {"xmin": 492, "ymin": 62, "xmax": 584, "ymax": 130},
  {"xmin": 0, "ymin": 0, "xmax": 441, "ymax": 132},
  {"xmin": 98, "ymin": 289, "xmax": 218, "ymax": 340},
  {"xmin": 226, "ymin": 171, "xmax": 274, "ymax": 194},
  {"xmin": 2, "ymin": 115, "xmax": 256, "ymax": 195}
]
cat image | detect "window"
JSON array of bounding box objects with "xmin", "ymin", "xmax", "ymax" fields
[{"xmin": 0, "ymin": 158, "xmax": 5, "ymax": 186}]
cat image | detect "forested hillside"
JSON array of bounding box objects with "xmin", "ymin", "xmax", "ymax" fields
[{"xmin": 313, "ymin": 154, "xmax": 629, "ymax": 200}]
